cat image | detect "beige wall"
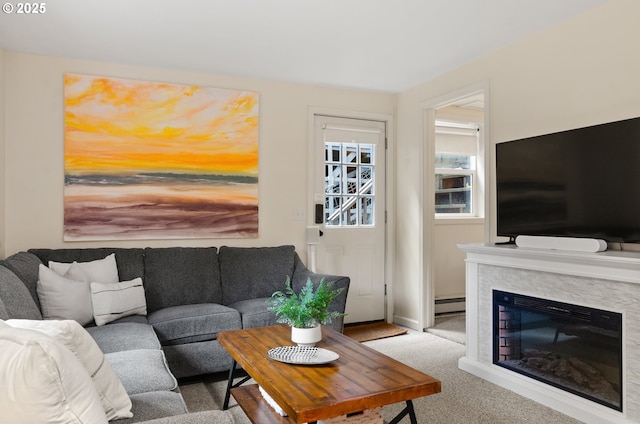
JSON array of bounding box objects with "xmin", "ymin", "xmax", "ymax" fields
[
  {"xmin": 2, "ymin": 52, "xmax": 395, "ymax": 257},
  {"xmin": 434, "ymin": 221, "xmax": 484, "ymax": 299},
  {"xmin": 394, "ymin": 0, "xmax": 640, "ymax": 328}
]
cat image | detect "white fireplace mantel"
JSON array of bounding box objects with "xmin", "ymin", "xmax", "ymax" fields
[{"xmin": 458, "ymin": 243, "xmax": 640, "ymax": 424}]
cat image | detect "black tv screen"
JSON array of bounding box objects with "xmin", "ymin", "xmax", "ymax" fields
[{"xmin": 496, "ymin": 116, "xmax": 640, "ymax": 243}]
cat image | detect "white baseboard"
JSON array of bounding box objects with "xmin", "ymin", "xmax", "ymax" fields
[
  {"xmin": 392, "ymin": 315, "xmax": 420, "ymax": 331},
  {"xmin": 435, "ymin": 296, "xmax": 465, "ymax": 314}
]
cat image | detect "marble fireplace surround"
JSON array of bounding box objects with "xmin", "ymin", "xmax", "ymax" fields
[{"xmin": 458, "ymin": 243, "xmax": 640, "ymax": 424}]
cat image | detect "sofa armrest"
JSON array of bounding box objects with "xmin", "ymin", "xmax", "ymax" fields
[
  {"xmin": 137, "ymin": 410, "xmax": 235, "ymax": 424},
  {"xmin": 291, "ymin": 254, "xmax": 350, "ymax": 332}
]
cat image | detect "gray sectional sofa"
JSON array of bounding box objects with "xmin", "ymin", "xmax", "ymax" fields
[{"xmin": 0, "ymin": 245, "xmax": 350, "ymax": 423}]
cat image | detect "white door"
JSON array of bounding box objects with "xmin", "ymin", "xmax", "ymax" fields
[{"xmin": 312, "ymin": 115, "xmax": 386, "ymax": 323}]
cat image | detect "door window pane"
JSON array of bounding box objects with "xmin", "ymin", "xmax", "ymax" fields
[
  {"xmin": 360, "ymin": 146, "xmax": 372, "ymax": 164},
  {"xmin": 345, "ymin": 145, "xmax": 358, "ymax": 163},
  {"xmin": 360, "ymin": 197, "xmax": 374, "ymax": 225},
  {"xmin": 360, "ymin": 166, "xmax": 373, "ymax": 195},
  {"xmin": 324, "ymin": 142, "xmax": 375, "ymax": 226},
  {"xmin": 325, "ymin": 196, "xmax": 342, "ymax": 225},
  {"xmin": 325, "ymin": 165, "xmax": 341, "ymax": 194},
  {"xmin": 343, "ymin": 202, "xmax": 358, "ymax": 226},
  {"xmin": 326, "ymin": 143, "xmax": 341, "ymax": 162}
]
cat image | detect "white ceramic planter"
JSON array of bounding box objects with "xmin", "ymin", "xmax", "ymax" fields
[{"xmin": 291, "ymin": 325, "xmax": 322, "ymax": 346}]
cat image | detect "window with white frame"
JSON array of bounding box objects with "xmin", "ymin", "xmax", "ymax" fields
[{"xmin": 435, "ymin": 121, "xmax": 479, "ymax": 216}]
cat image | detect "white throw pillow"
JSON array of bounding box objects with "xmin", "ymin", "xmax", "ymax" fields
[
  {"xmin": 49, "ymin": 253, "xmax": 119, "ymax": 284},
  {"xmin": 90, "ymin": 278, "xmax": 147, "ymax": 326},
  {"xmin": 64, "ymin": 261, "xmax": 90, "ymax": 281},
  {"xmin": 37, "ymin": 264, "xmax": 93, "ymax": 325},
  {"xmin": 0, "ymin": 320, "xmax": 108, "ymax": 424},
  {"xmin": 7, "ymin": 319, "xmax": 133, "ymax": 421}
]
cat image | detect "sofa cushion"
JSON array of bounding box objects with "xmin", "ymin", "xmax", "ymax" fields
[
  {"xmin": 0, "ymin": 265, "xmax": 42, "ymax": 320},
  {"xmin": 148, "ymin": 304, "xmax": 241, "ymax": 346},
  {"xmin": 29, "ymin": 248, "xmax": 146, "ymax": 282},
  {"xmin": 108, "ymin": 314, "xmax": 149, "ymax": 325},
  {"xmin": 37, "ymin": 264, "xmax": 94, "ymax": 325},
  {"xmin": 90, "ymin": 278, "xmax": 147, "ymax": 326},
  {"xmin": 135, "ymin": 410, "xmax": 236, "ymax": 424},
  {"xmin": 162, "ymin": 340, "xmax": 233, "ymax": 379},
  {"xmin": 115, "ymin": 391, "xmax": 189, "ymax": 424},
  {"xmin": 0, "ymin": 321, "xmax": 108, "ymax": 424},
  {"xmin": 219, "ymin": 245, "xmax": 296, "ymax": 305},
  {"xmin": 1, "ymin": 251, "xmax": 43, "ymax": 309},
  {"xmin": 143, "ymin": 247, "xmax": 221, "ymax": 311},
  {"xmin": 228, "ymin": 298, "xmax": 279, "ymax": 329},
  {"xmin": 106, "ymin": 349, "xmax": 178, "ymax": 395},
  {"xmin": 7, "ymin": 319, "xmax": 133, "ymax": 421},
  {"xmin": 85, "ymin": 322, "xmax": 160, "ymax": 353}
]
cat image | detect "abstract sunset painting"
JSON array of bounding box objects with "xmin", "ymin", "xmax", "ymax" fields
[{"xmin": 63, "ymin": 73, "xmax": 259, "ymax": 241}]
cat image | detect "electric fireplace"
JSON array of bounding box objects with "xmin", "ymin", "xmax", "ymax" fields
[{"xmin": 493, "ymin": 290, "xmax": 622, "ymax": 411}]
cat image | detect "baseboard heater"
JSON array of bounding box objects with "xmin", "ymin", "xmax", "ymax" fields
[{"xmin": 435, "ymin": 296, "xmax": 466, "ymax": 315}]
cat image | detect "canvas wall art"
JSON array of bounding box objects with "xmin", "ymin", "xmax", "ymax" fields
[{"xmin": 63, "ymin": 73, "xmax": 259, "ymax": 241}]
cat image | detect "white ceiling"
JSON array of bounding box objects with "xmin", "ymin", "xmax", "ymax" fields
[{"xmin": 0, "ymin": 0, "xmax": 605, "ymax": 93}]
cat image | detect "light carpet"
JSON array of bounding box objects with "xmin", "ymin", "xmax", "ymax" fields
[
  {"xmin": 426, "ymin": 314, "xmax": 466, "ymax": 345},
  {"xmin": 179, "ymin": 328, "xmax": 582, "ymax": 423}
]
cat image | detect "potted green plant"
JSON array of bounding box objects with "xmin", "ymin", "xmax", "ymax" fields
[{"xmin": 268, "ymin": 277, "xmax": 346, "ymax": 346}]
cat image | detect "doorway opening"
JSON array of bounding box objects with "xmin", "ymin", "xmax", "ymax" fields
[{"xmin": 421, "ymin": 82, "xmax": 489, "ymax": 329}]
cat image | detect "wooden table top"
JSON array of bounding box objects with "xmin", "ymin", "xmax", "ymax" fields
[{"xmin": 218, "ymin": 324, "xmax": 441, "ymax": 423}]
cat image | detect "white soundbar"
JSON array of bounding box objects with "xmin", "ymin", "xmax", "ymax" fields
[{"xmin": 515, "ymin": 235, "xmax": 607, "ymax": 253}]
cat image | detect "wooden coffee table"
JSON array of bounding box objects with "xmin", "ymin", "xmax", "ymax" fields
[{"xmin": 218, "ymin": 324, "xmax": 441, "ymax": 424}]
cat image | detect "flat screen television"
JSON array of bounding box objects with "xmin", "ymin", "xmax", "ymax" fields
[{"xmin": 496, "ymin": 116, "xmax": 640, "ymax": 244}]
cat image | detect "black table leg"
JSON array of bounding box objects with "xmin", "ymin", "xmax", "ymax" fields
[
  {"xmin": 222, "ymin": 359, "xmax": 252, "ymax": 410},
  {"xmin": 222, "ymin": 359, "xmax": 236, "ymax": 410},
  {"xmin": 388, "ymin": 399, "xmax": 417, "ymax": 424},
  {"xmin": 407, "ymin": 399, "xmax": 417, "ymax": 424}
]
